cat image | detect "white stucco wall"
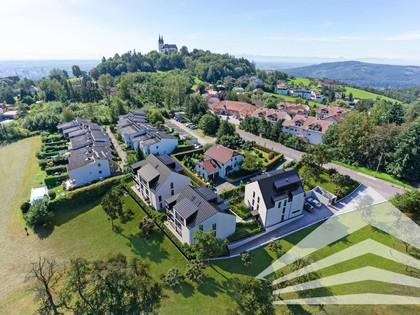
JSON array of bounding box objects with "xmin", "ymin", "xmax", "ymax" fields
[
  {"xmin": 68, "ymin": 159, "xmax": 111, "ymax": 187},
  {"xmin": 148, "ymin": 172, "xmax": 190, "ymax": 210},
  {"xmin": 142, "ymin": 138, "xmax": 178, "ymax": 156}
]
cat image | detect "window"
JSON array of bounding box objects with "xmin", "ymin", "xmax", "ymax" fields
[
  {"xmin": 199, "ymin": 224, "xmax": 203, "ymax": 231},
  {"xmin": 170, "ymin": 182, "xmax": 174, "ymax": 189},
  {"xmin": 98, "ymin": 163, "xmax": 101, "ymax": 167},
  {"xmin": 99, "ymin": 171, "xmax": 102, "ymax": 174},
  {"xmin": 171, "ymin": 189, "xmax": 174, "ymax": 196},
  {"xmin": 159, "ymin": 202, "xmax": 163, "ymax": 209},
  {"xmin": 158, "ymin": 196, "xmax": 162, "ymax": 202},
  {"xmin": 252, "ymin": 191, "xmax": 255, "ymax": 198},
  {"xmin": 256, "ymin": 204, "xmax": 259, "ymax": 211},
  {"xmin": 212, "ymin": 223, "xmax": 217, "ymax": 231},
  {"xmin": 257, "ymin": 196, "xmax": 260, "ymax": 203},
  {"xmin": 156, "ymin": 146, "xmax": 159, "ymax": 149},
  {"xmin": 283, "ymin": 200, "xmax": 287, "ymax": 207}
]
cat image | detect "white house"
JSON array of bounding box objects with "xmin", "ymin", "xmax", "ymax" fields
[
  {"xmin": 244, "ymin": 169, "xmax": 305, "ymax": 227},
  {"xmin": 196, "ymin": 145, "xmax": 244, "ymax": 180},
  {"xmin": 165, "ymin": 186, "xmax": 236, "ymax": 245},
  {"xmin": 67, "ymin": 145, "xmax": 112, "ymax": 188},
  {"xmin": 132, "ymin": 132, "xmax": 178, "ymax": 156},
  {"xmin": 117, "ymin": 111, "xmax": 156, "ymax": 148},
  {"xmin": 282, "ymin": 115, "xmax": 333, "ymax": 145},
  {"xmin": 291, "ymin": 87, "xmax": 312, "ymax": 100},
  {"xmin": 132, "ymin": 154, "xmax": 190, "ymax": 211}
]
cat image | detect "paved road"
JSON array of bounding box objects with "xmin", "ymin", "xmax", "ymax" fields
[
  {"xmin": 237, "ymin": 129, "xmax": 406, "ymax": 199},
  {"xmin": 166, "ymin": 119, "xmax": 215, "ymax": 145},
  {"xmin": 106, "ymin": 127, "xmax": 126, "ymax": 170}
]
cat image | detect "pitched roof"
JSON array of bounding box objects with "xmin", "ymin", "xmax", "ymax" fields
[
  {"xmin": 210, "ymin": 100, "xmax": 256, "ymax": 116},
  {"xmin": 250, "ymin": 169, "xmax": 303, "ymax": 209},
  {"xmin": 282, "ymin": 115, "xmax": 333, "ymax": 133},
  {"xmin": 170, "ymin": 186, "xmax": 233, "ymax": 227},
  {"xmin": 205, "ymin": 145, "xmax": 242, "ymax": 165},
  {"xmin": 198, "ymin": 159, "xmax": 220, "ymax": 173}
]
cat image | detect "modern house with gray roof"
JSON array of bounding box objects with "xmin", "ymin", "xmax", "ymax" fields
[
  {"xmin": 131, "ymin": 154, "xmax": 190, "ymax": 210},
  {"xmin": 244, "ymin": 169, "xmax": 305, "ymax": 227},
  {"xmin": 165, "ymin": 186, "xmax": 236, "ymax": 245},
  {"xmin": 117, "ymin": 111, "xmax": 156, "ymax": 148}
]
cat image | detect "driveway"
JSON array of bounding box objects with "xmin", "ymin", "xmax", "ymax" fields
[
  {"xmin": 106, "ymin": 127, "xmax": 126, "ymax": 170},
  {"xmin": 166, "ymin": 119, "xmax": 215, "ymax": 145}
]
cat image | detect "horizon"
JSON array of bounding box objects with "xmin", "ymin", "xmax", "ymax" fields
[{"xmin": 1, "ymin": 0, "xmax": 420, "ymax": 65}]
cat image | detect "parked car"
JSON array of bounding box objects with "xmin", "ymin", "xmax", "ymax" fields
[
  {"xmin": 304, "ymin": 202, "xmax": 314, "ymax": 212},
  {"xmin": 194, "ymin": 144, "xmax": 203, "ymax": 149},
  {"xmin": 186, "ymin": 123, "xmax": 193, "ymax": 128},
  {"xmin": 306, "ymin": 197, "xmax": 322, "ymax": 208},
  {"xmin": 190, "ymin": 125, "xmax": 197, "ymax": 130}
]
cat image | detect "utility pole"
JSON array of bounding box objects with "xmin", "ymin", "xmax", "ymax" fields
[{"xmin": 375, "ymin": 152, "xmax": 384, "ymax": 175}]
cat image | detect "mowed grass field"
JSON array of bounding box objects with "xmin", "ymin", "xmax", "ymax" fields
[{"xmin": 1, "ymin": 137, "xmax": 420, "ymax": 314}]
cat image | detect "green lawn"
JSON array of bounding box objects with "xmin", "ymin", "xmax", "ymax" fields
[
  {"xmin": 288, "ymin": 77, "xmax": 312, "ymax": 86},
  {"xmin": 344, "ymin": 86, "xmax": 398, "ymax": 102},
  {"xmin": 332, "ymin": 160, "xmax": 413, "ymax": 190}
]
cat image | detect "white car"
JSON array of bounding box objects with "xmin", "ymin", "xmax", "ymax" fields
[{"xmin": 307, "ymin": 197, "xmax": 322, "ymax": 208}]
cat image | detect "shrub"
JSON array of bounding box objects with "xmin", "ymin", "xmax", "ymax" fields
[
  {"xmin": 45, "ymin": 165, "xmax": 67, "ymax": 175},
  {"xmin": 138, "ymin": 216, "xmax": 154, "ymax": 236},
  {"xmin": 38, "ymin": 159, "xmax": 47, "ymax": 169},
  {"xmin": 25, "ymin": 201, "xmax": 49, "ymax": 228},
  {"xmin": 161, "ymin": 268, "xmax": 185, "ymax": 288},
  {"xmin": 241, "ymin": 251, "xmax": 253, "ymax": 267},
  {"xmin": 48, "ymin": 190, "xmax": 56, "ymax": 200},
  {"xmin": 20, "ymin": 201, "xmax": 31, "ymax": 214},
  {"xmin": 185, "ymin": 260, "xmax": 205, "ymax": 282},
  {"xmin": 268, "ymin": 151, "xmax": 275, "ymax": 160},
  {"xmin": 44, "ymin": 173, "xmax": 68, "ymax": 186},
  {"xmin": 328, "ymin": 168, "xmax": 338, "ymax": 176}
]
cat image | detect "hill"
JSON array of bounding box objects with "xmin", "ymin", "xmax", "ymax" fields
[{"xmin": 284, "ymin": 61, "xmax": 420, "ymax": 89}]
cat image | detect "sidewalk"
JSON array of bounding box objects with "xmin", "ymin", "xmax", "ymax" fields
[{"xmin": 106, "ymin": 127, "xmax": 126, "ymax": 170}]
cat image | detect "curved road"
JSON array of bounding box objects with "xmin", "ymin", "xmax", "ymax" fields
[{"xmin": 237, "ymin": 129, "xmax": 406, "ymax": 199}]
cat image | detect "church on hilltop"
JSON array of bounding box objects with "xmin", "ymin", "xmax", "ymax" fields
[{"xmin": 158, "ymin": 35, "xmax": 178, "ymax": 53}]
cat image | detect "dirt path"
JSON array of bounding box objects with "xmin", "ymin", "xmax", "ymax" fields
[
  {"xmin": 0, "ymin": 137, "xmax": 51, "ymax": 306},
  {"xmin": 106, "ymin": 127, "xmax": 126, "ymax": 170}
]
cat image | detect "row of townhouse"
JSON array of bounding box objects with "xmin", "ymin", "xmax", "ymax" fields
[
  {"xmin": 208, "ymin": 100, "xmax": 256, "ymax": 119},
  {"xmin": 57, "ymin": 119, "xmax": 117, "ymax": 188},
  {"xmin": 131, "ymin": 154, "xmax": 236, "ymax": 245},
  {"xmin": 117, "ymin": 111, "xmax": 178, "ymax": 156},
  {"xmin": 277, "ymin": 84, "xmax": 324, "ymax": 103},
  {"xmin": 131, "ymin": 153, "xmax": 308, "ymax": 245}
]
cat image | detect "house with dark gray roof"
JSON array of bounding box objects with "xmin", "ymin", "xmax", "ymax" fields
[
  {"xmin": 165, "ymin": 186, "xmax": 236, "ymax": 245},
  {"xmin": 57, "ymin": 118, "xmax": 115, "ymax": 189},
  {"xmin": 131, "ymin": 154, "xmax": 190, "ymax": 210},
  {"xmin": 244, "ymin": 169, "xmax": 305, "ymax": 227},
  {"xmin": 116, "ymin": 111, "xmax": 157, "ymax": 148}
]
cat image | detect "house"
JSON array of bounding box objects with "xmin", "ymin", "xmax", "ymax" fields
[
  {"xmin": 276, "ymin": 81, "xmax": 289, "ymax": 95},
  {"xmin": 233, "ymin": 87, "xmax": 245, "ymax": 94},
  {"xmin": 0, "ymin": 110, "xmax": 18, "ymax": 120},
  {"xmin": 208, "ymin": 100, "xmax": 256, "ymax": 119},
  {"xmin": 132, "ymin": 154, "xmax": 190, "ymax": 210},
  {"xmin": 158, "ymin": 35, "xmax": 178, "ymax": 53},
  {"xmin": 252, "ymin": 108, "xmax": 291, "ymax": 125},
  {"xmin": 196, "ymin": 145, "xmax": 243, "ymax": 180},
  {"xmin": 282, "ymin": 115, "xmax": 333, "ymax": 145},
  {"xmin": 277, "ymin": 102, "xmax": 310, "ymax": 117},
  {"xmin": 291, "ymin": 87, "xmax": 312, "ymax": 100},
  {"xmin": 315, "ymin": 105, "xmax": 349, "ymax": 123},
  {"xmin": 165, "ymin": 186, "xmax": 236, "ymax": 245},
  {"xmin": 315, "ymin": 93, "xmax": 324, "ymax": 103},
  {"xmin": 66, "ymin": 144, "xmax": 113, "ymax": 188},
  {"xmin": 132, "ymin": 131, "xmax": 178, "ymax": 156},
  {"xmin": 244, "ymin": 169, "xmax": 305, "ymax": 227},
  {"xmin": 117, "ymin": 111, "xmax": 156, "ymax": 148}
]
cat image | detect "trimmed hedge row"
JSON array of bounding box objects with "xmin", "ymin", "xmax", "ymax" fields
[
  {"xmin": 171, "ymin": 149, "xmax": 207, "ymax": 187},
  {"xmin": 265, "ymin": 153, "xmax": 284, "ymax": 170},
  {"xmin": 228, "ymin": 220, "xmax": 263, "ymax": 242},
  {"xmin": 45, "ymin": 165, "xmax": 67, "ymax": 175},
  {"xmin": 48, "ymin": 175, "xmax": 128, "ymax": 212},
  {"xmin": 172, "ymin": 145, "xmax": 195, "ymax": 154},
  {"xmin": 45, "ymin": 173, "xmax": 68, "ymax": 186},
  {"xmin": 42, "ymin": 134, "xmax": 63, "ymax": 143}
]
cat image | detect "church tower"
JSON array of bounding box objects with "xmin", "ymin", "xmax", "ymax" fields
[{"xmin": 158, "ymin": 35, "xmax": 164, "ymax": 53}]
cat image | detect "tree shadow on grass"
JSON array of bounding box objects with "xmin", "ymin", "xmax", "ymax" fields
[
  {"xmin": 171, "ymin": 281, "xmax": 195, "ymax": 298},
  {"xmin": 33, "ymin": 200, "xmax": 101, "ymax": 239},
  {"xmin": 123, "ymin": 232, "xmax": 169, "ymax": 263},
  {"xmin": 196, "ymin": 274, "xmax": 225, "ymax": 297}
]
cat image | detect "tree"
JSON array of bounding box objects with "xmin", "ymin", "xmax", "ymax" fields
[
  {"xmin": 198, "ymin": 113, "xmax": 220, "ymax": 135},
  {"xmin": 101, "ymin": 187, "xmax": 123, "ymax": 231},
  {"xmin": 192, "ymin": 230, "xmax": 227, "ymax": 264},
  {"xmin": 71, "ymin": 65, "xmax": 84, "ymax": 78},
  {"xmin": 387, "ymin": 118, "xmax": 420, "ymax": 181},
  {"xmin": 25, "ymin": 200, "xmax": 49, "ymax": 228},
  {"xmin": 20, "ymin": 201, "xmax": 31, "ymax": 214},
  {"xmin": 61, "ymin": 108, "xmax": 75, "ymax": 122},
  {"xmin": 216, "ymin": 120, "xmax": 236, "ymax": 139},
  {"xmin": 147, "ymin": 109, "xmax": 165, "ymax": 126},
  {"xmin": 138, "ymin": 216, "xmax": 154, "ymax": 236},
  {"xmin": 185, "ymin": 260, "xmax": 205, "ymax": 282},
  {"xmin": 217, "ymin": 133, "xmax": 240, "ymax": 150},
  {"xmin": 391, "ymin": 189, "xmax": 420, "ymax": 224},
  {"xmin": 264, "ymin": 97, "xmax": 277, "ymax": 109},
  {"xmin": 241, "ymin": 152, "xmax": 263, "ymax": 172},
  {"xmin": 27, "ymin": 257, "xmax": 65, "ymax": 315},
  {"xmin": 136, "ymin": 146, "xmax": 145, "ymax": 161},
  {"xmin": 268, "ymin": 240, "xmax": 283, "ymax": 255},
  {"xmin": 241, "ymin": 251, "xmax": 253, "ymax": 267},
  {"xmin": 63, "ymin": 255, "xmax": 162, "ymax": 314},
  {"xmin": 161, "ymin": 267, "xmax": 185, "ymax": 288},
  {"xmin": 233, "ymin": 277, "xmax": 274, "ymax": 315},
  {"xmin": 97, "ymin": 74, "xmax": 114, "ymax": 105}
]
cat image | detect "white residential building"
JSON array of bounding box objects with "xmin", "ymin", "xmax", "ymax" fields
[
  {"xmin": 282, "ymin": 115, "xmax": 333, "ymax": 145},
  {"xmin": 165, "ymin": 186, "xmax": 236, "ymax": 245},
  {"xmin": 244, "ymin": 169, "xmax": 305, "ymax": 227},
  {"xmin": 132, "ymin": 154, "xmax": 190, "ymax": 211},
  {"xmin": 132, "ymin": 132, "xmax": 179, "ymax": 156},
  {"xmin": 196, "ymin": 145, "xmax": 244, "ymax": 180}
]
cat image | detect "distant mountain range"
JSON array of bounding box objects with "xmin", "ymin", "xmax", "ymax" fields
[{"xmin": 282, "ymin": 61, "xmax": 420, "ymax": 88}]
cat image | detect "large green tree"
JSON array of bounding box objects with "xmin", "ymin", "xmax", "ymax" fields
[
  {"xmin": 198, "ymin": 113, "xmax": 220, "ymax": 135},
  {"xmin": 233, "ymin": 277, "xmax": 274, "ymax": 315},
  {"xmin": 192, "ymin": 230, "xmax": 226, "ymax": 264}
]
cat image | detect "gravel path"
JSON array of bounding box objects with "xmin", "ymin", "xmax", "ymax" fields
[{"xmin": 106, "ymin": 127, "xmax": 126, "ymax": 170}]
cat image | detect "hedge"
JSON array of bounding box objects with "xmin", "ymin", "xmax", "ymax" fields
[
  {"xmin": 45, "ymin": 165, "xmax": 67, "ymax": 175},
  {"xmin": 172, "ymin": 148, "xmax": 204, "ymax": 161},
  {"xmin": 265, "ymin": 153, "xmax": 284, "ymax": 170},
  {"xmin": 171, "ymin": 150, "xmax": 207, "ymax": 187},
  {"xmin": 172, "ymin": 145, "xmax": 195, "ymax": 154},
  {"xmin": 48, "ymin": 175, "xmax": 128, "ymax": 212},
  {"xmin": 227, "ymin": 220, "xmax": 263, "ymax": 242},
  {"xmin": 43, "ymin": 144, "xmax": 68, "ymax": 152},
  {"xmin": 220, "ymin": 185, "xmax": 245, "ymax": 201},
  {"xmin": 41, "ymin": 134, "xmax": 63, "ymax": 143},
  {"xmin": 253, "ymin": 143, "xmax": 275, "ymax": 154},
  {"xmin": 45, "ymin": 173, "xmax": 68, "ymax": 186}
]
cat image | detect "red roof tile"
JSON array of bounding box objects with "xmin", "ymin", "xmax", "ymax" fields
[{"xmin": 205, "ymin": 145, "xmax": 242, "ymax": 165}]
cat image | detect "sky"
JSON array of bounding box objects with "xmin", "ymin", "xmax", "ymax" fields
[{"xmin": 1, "ymin": 0, "xmax": 420, "ymax": 65}]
